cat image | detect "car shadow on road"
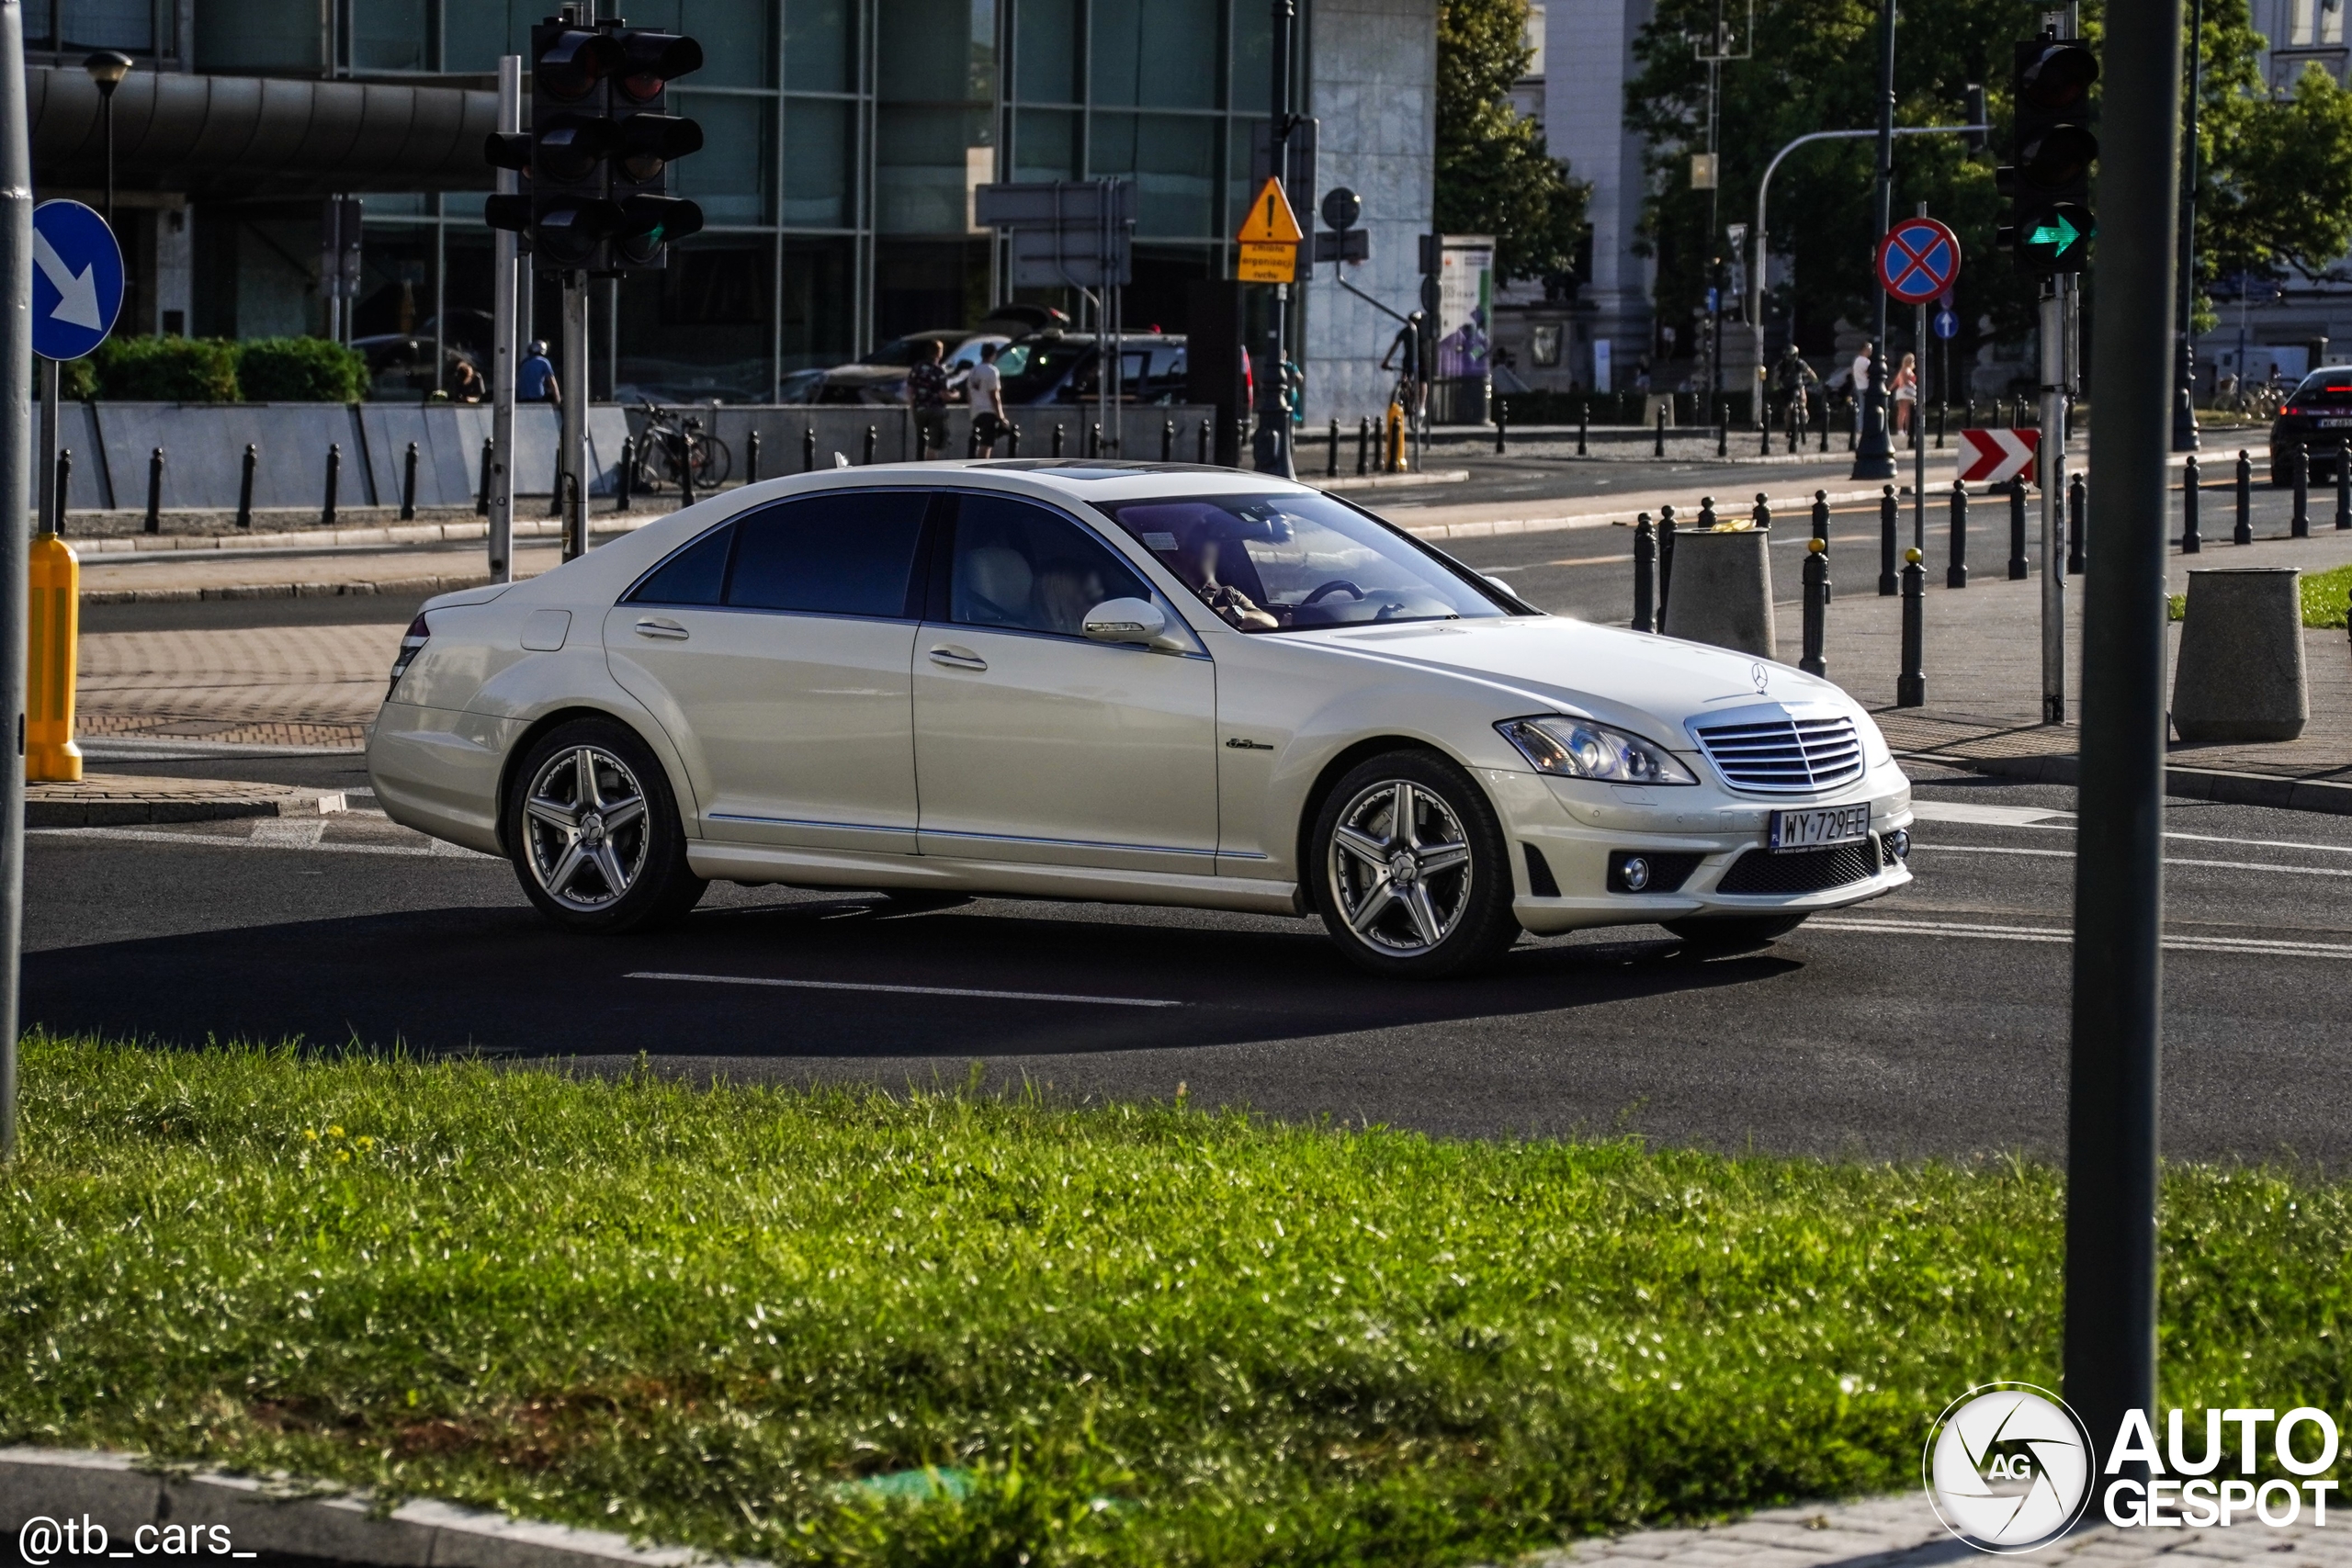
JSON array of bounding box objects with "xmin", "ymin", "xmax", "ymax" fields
[{"xmin": 25, "ymin": 894, "xmax": 1804, "ymax": 1060}]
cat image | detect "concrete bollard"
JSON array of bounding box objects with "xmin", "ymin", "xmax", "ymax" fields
[
  {"xmin": 2172, "ymin": 567, "xmax": 2308, "ymax": 742},
  {"xmin": 1660, "ymin": 521, "xmax": 1776, "ymax": 658}
]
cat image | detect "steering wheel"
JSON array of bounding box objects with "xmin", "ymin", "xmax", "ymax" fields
[{"xmin": 1301, "ymin": 579, "xmax": 1366, "ymax": 605}]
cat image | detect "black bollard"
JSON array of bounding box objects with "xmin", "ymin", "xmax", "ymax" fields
[
  {"xmin": 52, "ymin": 447, "xmax": 70, "ymax": 535},
  {"xmin": 616, "ymin": 439, "xmax": 634, "ymax": 513},
  {"xmin": 2067, "ymin": 470, "xmax": 2087, "ymax": 573},
  {"xmin": 2292, "ymin": 443, "xmax": 2310, "ymax": 537},
  {"xmin": 747, "ymin": 429, "xmax": 762, "ymax": 483},
  {"xmin": 1658, "ymin": 503, "xmax": 1678, "ymax": 617},
  {"xmin": 1848, "ymin": 397, "xmax": 1857, "ymax": 452},
  {"xmin": 2235, "ymin": 449, "xmax": 2254, "ymax": 544},
  {"xmin": 1166, "ymin": 419, "xmax": 1178, "ymax": 464},
  {"xmin": 1819, "ymin": 398, "xmax": 1831, "ymax": 453},
  {"xmin": 1715, "ymin": 396, "xmax": 1727, "ymax": 458},
  {"xmin": 1356, "ymin": 415, "xmax": 1371, "ymax": 476},
  {"xmin": 1784, "ymin": 398, "xmax": 1796, "ymax": 455},
  {"xmin": 1896, "ymin": 548, "xmax": 1926, "ymax": 707},
  {"xmin": 1947, "ymin": 479, "xmax": 1968, "ymax": 589},
  {"xmin": 865, "ymin": 425, "xmax": 879, "ymax": 465},
  {"xmin": 1494, "ymin": 400, "xmax": 1507, "ymax": 456},
  {"xmin": 1007, "ymin": 421, "xmax": 1023, "ymax": 457},
  {"xmin": 802, "ymin": 425, "xmax": 816, "ymax": 472},
  {"xmin": 238, "ymin": 443, "xmax": 257, "ymax": 529},
  {"xmin": 1935, "ymin": 400, "xmax": 1946, "ymax": 449},
  {"xmin": 401, "ymin": 440, "xmax": 419, "ymax": 521},
  {"xmin": 2008, "ymin": 475, "xmax": 2030, "ymax": 580},
  {"xmin": 143, "ymin": 446, "xmax": 163, "ymax": 534},
  {"xmin": 1089, "ymin": 422, "xmax": 1102, "ymax": 458},
  {"xmin": 1196, "ymin": 419, "xmax": 1210, "ymax": 464},
  {"xmin": 1577, "ymin": 399, "xmax": 1589, "ymax": 457},
  {"xmin": 1052, "ymin": 423, "xmax": 1066, "ymax": 458},
  {"xmin": 475, "ymin": 437, "xmax": 491, "ymax": 516},
  {"xmin": 322, "ymin": 442, "xmax": 340, "ymax": 525},
  {"xmin": 1326, "ymin": 417, "xmax": 1339, "ymax": 476},
  {"xmin": 1801, "ymin": 536, "xmax": 1829, "ymax": 677},
  {"xmin": 1633, "ymin": 513, "xmax": 1657, "ymax": 632},
  {"xmin": 1878, "ymin": 484, "xmax": 1898, "ymax": 596},
  {"xmin": 2182, "ymin": 456, "xmax": 2201, "ymax": 553},
  {"xmin": 679, "ymin": 438, "xmax": 696, "ymax": 508},
  {"xmin": 967, "ymin": 421, "xmax": 983, "ymax": 460},
  {"xmin": 1753, "ymin": 491, "xmax": 1771, "ymax": 530},
  {"xmin": 1812, "ymin": 488, "xmax": 1830, "ymax": 546},
  {"xmin": 1654, "ymin": 400, "xmax": 1666, "ymax": 457},
  {"xmin": 1698, "ymin": 494, "xmax": 1718, "ymax": 529},
  {"xmin": 2337, "ymin": 439, "xmax": 2349, "ymax": 530}
]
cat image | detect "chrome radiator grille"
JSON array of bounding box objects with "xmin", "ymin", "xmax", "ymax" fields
[{"xmin": 1692, "ymin": 711, "xmax": 1865, "ymax": 793}]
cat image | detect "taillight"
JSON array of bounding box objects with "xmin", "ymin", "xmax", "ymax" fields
[
  {"xmin": 389, "ymin": 613, "xmax": 430, "ymax": 698},
  {"xmin": 2283, "ymin": 406, "xmax": 2303, "ymax": 417}
]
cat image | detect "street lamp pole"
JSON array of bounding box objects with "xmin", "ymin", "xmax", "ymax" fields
[
  {"xmin": 2173, "ymin": 0, "xmax": 2203, "ymax": 451},
  {"xmin": 81, "ymin": 51, "xmax": 130, "ymax": 234},
  {"xmin": 1853, "ymin": 0, "xmax": 1898, "ymax": 480}
]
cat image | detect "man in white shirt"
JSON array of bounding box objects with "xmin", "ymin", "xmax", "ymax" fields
[
  {"xmin": 1849, "ymin": 342, "xmax": 1876, "ymax": 433},
  {"xmin": 967, "ymin": 341, "xmax": 1008, "ymax": 454}
]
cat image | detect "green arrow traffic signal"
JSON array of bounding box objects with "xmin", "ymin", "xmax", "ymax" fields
[{"xmin": 2019, "ymin": 203, "xmax": 2095, "ymax": 270}]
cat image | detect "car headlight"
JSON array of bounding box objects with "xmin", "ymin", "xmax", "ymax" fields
[{"xmin": 1497, "ymin": 716, "xmax": 1699, "ymax": 785}]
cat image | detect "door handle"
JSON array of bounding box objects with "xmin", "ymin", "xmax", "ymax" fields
[
  {"xmin": 927, "ymin": 645, "xmax": 987, "ymax": 671},
  {"xmin": 634, "ymin": 617, "xmax": 689, "ymax": 640}
]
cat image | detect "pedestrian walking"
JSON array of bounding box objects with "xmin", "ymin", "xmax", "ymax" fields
[
  {"xmin": 967, "ymin": 341, "xmax": 1008, "ymax": 454},
  {"xmin": 1893, "ymin": 352, "xmax": 1918, "ymax": 439}
]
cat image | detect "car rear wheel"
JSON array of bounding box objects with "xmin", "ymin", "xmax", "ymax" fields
[
  {"xmin": 506, "ymin": 718, "xmax": 706, "ymax": 933},
  {"xmin": 1663, "ymin": 912, "xmax": 1808, "ymax": 955},
  {"xmin": 1311, "ymin": 751, "xmax": 1520, "ymax": 978}
]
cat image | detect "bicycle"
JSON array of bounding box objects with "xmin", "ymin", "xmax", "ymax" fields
[{"xmin": 631, "ymin": 401, "xmax": 733, "ymax": 491}]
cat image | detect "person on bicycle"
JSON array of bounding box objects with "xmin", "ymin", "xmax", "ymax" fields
[
  {"xmin": 1772, "ymin": 345, "xmax": 1819, "ymax": 437},
  {"xmin": 519, "ymin": 340, "xmax": 558, "ymax": 404},
  {"xmin": 908, "ymin": 339, "xmax": 950, "ymax": 459}
]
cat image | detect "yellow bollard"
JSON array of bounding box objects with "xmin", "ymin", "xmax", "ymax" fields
[
  {"xmin": 1385, "ymin": 399, "xmax": 1404, "ymax": 473},
  {"xmin": 28, "ymin": 532, "xmax": 80, "ymax": 783}
]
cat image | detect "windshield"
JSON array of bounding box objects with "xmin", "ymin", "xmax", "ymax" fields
[
  {"xmin": 860, "ymin": 334, "xmax": 940, "ymax": 367},
  {"xmin": 2291, "ymin": 374, "xmax": 2352, "ymax": 407},
  {"xmin": 997, "ymin": 341, "xmax": 1091, "ymax": 400},
  {"xmin": 1097, "ymin": 491, "xmax": 1516, "ymax": 632}
]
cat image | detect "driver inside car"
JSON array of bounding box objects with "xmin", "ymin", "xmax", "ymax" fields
[{"xmin": 1165, "ymin": 533, "xmax": 1279, "ymax": 631}]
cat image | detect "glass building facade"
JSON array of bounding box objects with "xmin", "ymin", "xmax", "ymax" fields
[{"xmin": 177, "ymin": 0, "xmax": 1304, "ymax": 401}]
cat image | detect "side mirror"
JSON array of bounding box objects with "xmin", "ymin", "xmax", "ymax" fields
[{"xmin": 1082, "ymin": 597, "xmax": 1169, "ymax": 647}]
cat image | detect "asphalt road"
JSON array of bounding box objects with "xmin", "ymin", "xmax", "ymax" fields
[{"xmin": 27, "ymin": 761, "xmax": 2352, "ymax": 1164}]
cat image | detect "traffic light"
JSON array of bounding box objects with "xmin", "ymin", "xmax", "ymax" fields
[
  {"xmin": 1997, "ymin": 34, "xmax": 2098, "ymax": 274},
  {"xmin": 482, "ymin": 19, "xmax": 705, "ymax": 274}
]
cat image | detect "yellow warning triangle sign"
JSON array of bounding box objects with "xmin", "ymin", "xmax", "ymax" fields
[{"xmin": 1237, "ymin": 177, "xmax": 1305, "ymax": 244}]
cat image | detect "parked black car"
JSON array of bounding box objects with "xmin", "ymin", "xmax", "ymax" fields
[
  {"xmin": 2268, "ymin": 366, "xmax": 2352, "ymax": 485},
  {"xmin": 997, "ymin": 331, "xmax": 1189, "ymax": 404}
]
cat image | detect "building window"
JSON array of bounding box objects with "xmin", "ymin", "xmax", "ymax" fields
[{"xmin": 1532, "ymin": 323, "xmax": 1562, "ymax": 367}]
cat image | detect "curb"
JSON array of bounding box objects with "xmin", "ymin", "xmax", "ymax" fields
[
  {"xmin": 26, "ymin": 789, "xmax": 349, "ymax": 829},
  {"xmin": 1899, "ymin": 747, "xmax": 2352, "ymax": 816},
  {"xmin": 74, "ymin": 515, "xmax": 660, "ymax": 559},
  {"xmin": 83, "ymin": 574, "xmax": 504, "ymax": 606},
  {"xmin": 1321, "ymin": 468, "xmax": 1469, "ymax": 491},
  {"xmin": 0, "ymin": 1446, "xmax": 753, "ymax": 1568}
]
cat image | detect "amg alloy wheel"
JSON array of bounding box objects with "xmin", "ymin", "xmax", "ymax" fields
[
  {"xmin": 1312, "ymin": 751, "xmax": 1519, "ymax": 978},
  {"xmin": 506, "ymin": 718, "xmax": 705, "ymax": 932}
]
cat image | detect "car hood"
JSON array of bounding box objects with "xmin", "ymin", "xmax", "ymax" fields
[{"xmin": 1290, "ymin": 615, "xmax": 1861, "ymax": 746}]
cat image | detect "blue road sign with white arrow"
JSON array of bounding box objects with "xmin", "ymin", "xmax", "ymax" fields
[
  {"xmin": 1934, "ymin": 308, "xmax": 1959, "ymax": 340},
  {"xmin": 31, "ymin": 199, "xmax": 123, "ymax": 362}
]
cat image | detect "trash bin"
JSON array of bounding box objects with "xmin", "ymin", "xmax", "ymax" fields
[{"xmin": 2171, "ymin": 566, "xmax": 2308, "ymax": 743}]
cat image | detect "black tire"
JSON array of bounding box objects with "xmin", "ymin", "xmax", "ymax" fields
[
  {"xmin": 1663, "ymin": 912, "xmax": 1809, "ymax": 955},
  {"xmin": 504, "ymin": 717, "xmax": 706, "ymax": 933},
  {"xmin": 1309, "ymin": 750, "xmax": 1521, "ymax": 978}
]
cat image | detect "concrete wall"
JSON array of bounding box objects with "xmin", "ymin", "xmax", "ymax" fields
[{"xmin": 1304, "ymin": 0, "xmax": 1439, "ymax": 425}]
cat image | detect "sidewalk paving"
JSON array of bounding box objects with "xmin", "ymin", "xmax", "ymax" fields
[
  {"xmin": 1498, "ymin": 1493, "xmax": 2352, "ymax": 1566},
  {"xmin": 75, "ymin": 621, "xmax": 402, "ymax": 749}
]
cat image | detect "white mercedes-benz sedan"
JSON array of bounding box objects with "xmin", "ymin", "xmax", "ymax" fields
[{"xmin": 368, "ymin": 461, "xmax": 1912, "ymax": 977}]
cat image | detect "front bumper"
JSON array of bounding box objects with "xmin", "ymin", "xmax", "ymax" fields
[{"xmin": 1478, "ymin": 759, "xmax": 1914, "ymax": 934}]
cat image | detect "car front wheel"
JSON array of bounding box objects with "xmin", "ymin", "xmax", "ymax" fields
[
  {"xmin": 505, "ymin": 718, "xmax": 706, "ymax": 932},
  {"xmin": 1311, "ymin": 751, "xmax": 1520, "ymax": 978}
]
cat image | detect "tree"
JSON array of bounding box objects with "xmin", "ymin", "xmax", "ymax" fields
[{"xmin": 1435, "ymin": 0, "xmax": 1589, "ymax": 284}]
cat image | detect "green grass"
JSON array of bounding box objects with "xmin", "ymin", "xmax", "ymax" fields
[
  {"xmin": 2171, "ymin": 560, "xmax": 2352, "ymax": 626},
  {"xmin": 6, "ymin": 1038, "xmax": 2352, "ymax": 1567}
]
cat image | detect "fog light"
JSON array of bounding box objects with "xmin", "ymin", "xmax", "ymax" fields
[
  {"xmin": 1621, "ymin": 854, "xmax": 1652, "ymax": 892},
  {"xmin": 1885, "ymin": 829, "xmax": 1910, "ymax": 861}
]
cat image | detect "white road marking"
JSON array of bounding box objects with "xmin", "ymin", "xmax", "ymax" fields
[
  {"xmin": 247, "ymin": 818, "xmax": 327, "ymax": 848},
  {"xmin": 28, "ymin": 825, "xmax": 500, "ymax": 860},
  {"xmin": 628, "ymin": 970, "xmax": 1182, "ymax": 1009},
  {"xmin": 1910, "ymin": 801, "xmax": 2073, "ymax": 827},
  {"xmin": 1916, "ymin": 843, "xmax": 2352, "ymax": 876},
  {"xmin": 1809, "ymin": 916, "xmax": 2352, "ymax": 958}
]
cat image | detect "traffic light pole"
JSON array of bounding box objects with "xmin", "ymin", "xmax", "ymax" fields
[
  {"xmin": 0, "ymin": 0, "xmax": 31, "ymax": 1165},
  {"xmin": 560, "ymin": 272, "xmax": 588, "ymax": 559},
  {"xmin": 2040, "ymin": 281, "xmax": 2067, "ymax": 725},
  {"xmin": 2066, "ymin": 0, "xmax": 2179, "ymax": 1473},
  {"xmin": 487, "ymin": 53, "xmax": 520, "ymax": 584}
]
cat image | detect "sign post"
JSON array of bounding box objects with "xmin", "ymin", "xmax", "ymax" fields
[
  {"xmin": 1877, "ymin": 213, "xmax": 1962, "ymax": 554},
  {"xmin": 976, "ymin": 179, "xmax": 1135, "ymax": 457},
  {"xmin": 0, "ymin": 0, "xmax": 34, "ymax": 1164},
  {"xmin": 1237, "ymin": 175, "xmax": 1303, "ymax": 476}
]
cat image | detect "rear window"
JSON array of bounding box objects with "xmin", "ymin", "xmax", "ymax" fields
[
  {"xmin": 724, "ymin": 491, "xmax": 931, "ymax": 618},
  {"xmin": 2290, "ymin": 376, "xmax": 2352, "ymax": 407}
]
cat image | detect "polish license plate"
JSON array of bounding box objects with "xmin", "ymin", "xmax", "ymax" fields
[
  {"xmin": 1769, "ymin": 805, "xmax": 1871, "ymax": 852},
  {"xmin": 2319, "ymin": 418, "xmax": 2352, "ymax": 428}
]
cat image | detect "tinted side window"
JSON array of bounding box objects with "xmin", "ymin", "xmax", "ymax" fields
[
  {"xmin": 949, "ymin": 494, "xmax": 1151, "ymax": 637},
  {"xmin": 724, "ymin": 491, "xmax": 930, "ymax": 617},
  {"xmin": 628, "ymin": 524, "xmax": 733, "ymax": 605}
]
